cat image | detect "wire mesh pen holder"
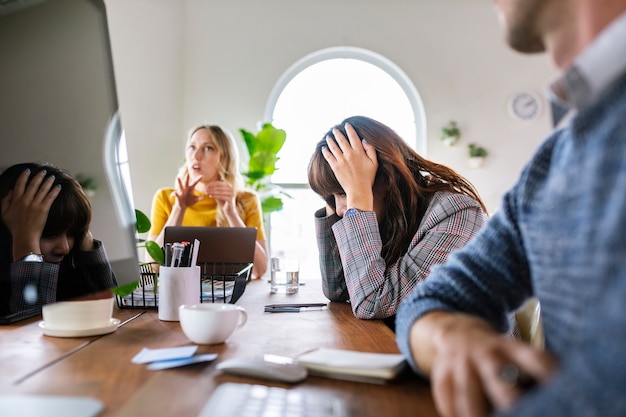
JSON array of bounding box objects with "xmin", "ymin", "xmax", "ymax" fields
[{"xmin": 116, "ymin": 262, "xmax": 253, "ymax": 309}]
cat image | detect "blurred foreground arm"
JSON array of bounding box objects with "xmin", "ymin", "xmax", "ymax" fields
[{"xmin": 408, "ymin": 311, "xmax": 557, "ymax": 417}]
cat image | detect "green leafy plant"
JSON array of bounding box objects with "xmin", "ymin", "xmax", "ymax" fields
[
  {"xmin": 441, "ymin": 121, "xmax": 461, "ymax": 146},
  {"xmin": 135, "ymin": 209, "xmax": 163, "ymax": 263},
  {"xmin": 239, "ymin": 122, "xmax": 290, "ymax": 214},
  {"xmin": 76, "ymin": 174, "xmax": 97, "ymax": 197},
  {"xmin": 110, "ymin": 209, "xmax": 163, "ymax": 297},
  {"xmin": 468, "ymin": 143, "xmax": 488, "ymax": 158}
]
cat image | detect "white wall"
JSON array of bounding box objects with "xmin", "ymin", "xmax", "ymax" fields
[{"xmin": 105, "ymin": 0, "xmax": 558, "ymax": 215}]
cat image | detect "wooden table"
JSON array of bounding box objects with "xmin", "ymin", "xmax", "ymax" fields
[{"xmin": 0, "ymin": 279, "xmax": 438, "ymax": 417}]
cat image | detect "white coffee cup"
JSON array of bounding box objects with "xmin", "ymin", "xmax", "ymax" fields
[
  {"xmin": 42, "ymin": 297, "xmax": 114, "ymax": 330},
  {"xmin": 179, "ymin": 303, "xmax": 247, "ymax": 344}
]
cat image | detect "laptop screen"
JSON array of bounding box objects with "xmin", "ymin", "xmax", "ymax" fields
[{"xmin": 164, "ymin": 227, "xmax": 257, "ymax": 265}]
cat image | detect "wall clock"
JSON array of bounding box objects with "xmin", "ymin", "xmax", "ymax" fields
[{"xmin": 508, "ymin": 91, "xmax": 543, "ymax": 121}]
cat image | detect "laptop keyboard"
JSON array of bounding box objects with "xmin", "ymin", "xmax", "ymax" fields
[{"xmin": 198, "ymin": 383, "xmax": 350, "ymax": 417}]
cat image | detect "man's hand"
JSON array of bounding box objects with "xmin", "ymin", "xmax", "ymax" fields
[{"xmin": 410, "ymin": 312, "xmax": 558, "ymax": 417}]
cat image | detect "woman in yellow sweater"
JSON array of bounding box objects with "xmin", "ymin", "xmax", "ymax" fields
[{"xmin": 147, "ymin": 125, "xmax": 268, "ymax": 279}]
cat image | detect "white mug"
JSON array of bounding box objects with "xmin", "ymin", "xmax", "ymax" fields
[
  {"xmin": 179, "ymin": 303, "xmax": 247, "ymax": 344},
  {"xmin": 42, "ymin": 297, "xmax": 114, "ymax": 330}
]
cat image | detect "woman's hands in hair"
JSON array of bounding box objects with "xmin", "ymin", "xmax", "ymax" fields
[
  {"xmin": 322, "ymin": 123, "xmax": 378, "ymax": 211},
  {"xmin": 174, "ymin": 173, "xmax": 205, "ymax": 210},
  {"xmin": 1, "ymin": 169, "xmax": 61, "ymax": 260}
]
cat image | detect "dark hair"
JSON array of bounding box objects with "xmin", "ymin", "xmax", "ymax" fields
[
  {"xmin": 308, "ymin": 115, "xmax": 486, "ymax": 266},
  {"xmin": 0, "ymin": 162, "xmax": 91, "ymax": 245}
]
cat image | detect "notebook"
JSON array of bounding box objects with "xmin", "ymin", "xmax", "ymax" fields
[
  {"xmin": 296, "ymin": 347, "xmax": 407, "ymax": 384},
  {"xmin": 164, "ymin": 227, "xmax": 257, "ymax": 264}
]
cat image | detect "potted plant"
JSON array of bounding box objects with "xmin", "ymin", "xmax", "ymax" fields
[
  {"xmin": 110, "ymin": 209, "xmax": 163, "ymax": 298},
  {"xmin": 468, "ymin": 143, "xmax": 488, "ymax": 168},
  {"xmin": 239, "ymin": 122, "xmax": 291, "ymax": 214},
  {"xmin": 76, "ymin": 174, "xmax": 97, "ymax": 198},
  {"xmin": 440, "ymin": 121, "xmax": 461, "ymax": 147}
]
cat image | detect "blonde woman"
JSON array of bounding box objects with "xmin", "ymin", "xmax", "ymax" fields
[{"xmin": 148, "ymin": 125, "xmax": 267, "ymax": 278}]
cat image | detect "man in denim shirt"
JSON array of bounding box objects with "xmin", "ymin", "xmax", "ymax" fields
[{"xmin": 396, "ymin": 1, "xmax": 626, "ymax": 417}]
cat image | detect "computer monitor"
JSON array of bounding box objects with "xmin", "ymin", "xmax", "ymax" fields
[{"xmin": 0, "ymin": 0, "xmax": 140, "ymax": 299}]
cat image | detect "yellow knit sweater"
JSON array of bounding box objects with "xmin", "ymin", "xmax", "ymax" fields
[{"xmin": 148, "ymin": 188, "xmax": 266, "ymax": 240}]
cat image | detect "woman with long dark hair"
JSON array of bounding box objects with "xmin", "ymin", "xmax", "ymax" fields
[
  {"xmin": 308, "ymin": 116, "xmax": 487, "ymax": 328},
  {"xmin": 0, "ymin": 163, "xmax": 115, "ymax": 316}
]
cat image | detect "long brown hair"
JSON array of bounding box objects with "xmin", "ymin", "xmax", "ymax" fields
[
  {"xmin": 0, "ymin": 162, "xmax": 91, "ymax": 241},
  {"xmin": 308, "ymin": 115, "xmax": 486, "ymax": 266}
]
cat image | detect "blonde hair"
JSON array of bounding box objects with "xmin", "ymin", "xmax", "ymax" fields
[
  {"xmin": 177, "ymin": 125, "xmax": 243, "ymax": 190},
  {"xmin": 177, "ymin": 125, "xmax": 246, "ymax": 226}
]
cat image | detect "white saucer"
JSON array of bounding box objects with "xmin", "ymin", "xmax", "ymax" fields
[{"xmin": 38, "ymin": 318, "xmax": 121, "ymax": 338}]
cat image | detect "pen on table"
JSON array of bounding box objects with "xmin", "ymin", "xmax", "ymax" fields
[
  {"xmin": 264, "ymin": 306, "xmax": 328, "ymax": 313},
  {"xmin": 264, "ymin": 303, "xmax": 327, "ymax": 308}
]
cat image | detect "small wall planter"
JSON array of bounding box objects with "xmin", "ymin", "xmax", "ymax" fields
[
  {"xmin": 440, "ymin": 121, "xmax": 461, "ymax": 147},
  {"xmin": 77, "ymin": 174, "xmax": 97, "ymax": 198},
  {"xmin": 468, "ymin": 143, "xmax": 488, "ymax": 168},
  {"xmin": 468, "ymin": 156, "xmax": 485, "ymax": 168}
]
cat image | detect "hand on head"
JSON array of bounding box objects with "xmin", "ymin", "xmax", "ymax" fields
[
  {"xmin": 321, "ymin": 123, "xmax": 378, "ymax": 209},
  {"xmin": 1, "ymin": 169, "xmax": 61, "ymax": 259}
]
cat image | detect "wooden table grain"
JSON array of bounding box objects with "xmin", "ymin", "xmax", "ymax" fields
[{"xmin": 0, "ymin": 279, "xmax": 438, "ymax": 417}]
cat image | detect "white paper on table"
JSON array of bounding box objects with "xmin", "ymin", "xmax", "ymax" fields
[
  {"xmin": 147, "ymin": 353, "xmax": 218, "ymax": 371},
  {"xmin": 131, "ymin": 346, "xmax": 198, "ymax": 364}
]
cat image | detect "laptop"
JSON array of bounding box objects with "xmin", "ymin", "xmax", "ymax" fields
[{"xmin": 164, "ymin": 227, "xmax": 257, "ymax": 264}]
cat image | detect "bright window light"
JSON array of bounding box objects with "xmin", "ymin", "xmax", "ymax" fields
[{"xmin": 266, "ymin": 50, "xmax": 424, "ymax": 280}]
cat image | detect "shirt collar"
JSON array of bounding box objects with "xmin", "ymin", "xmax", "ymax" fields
[{"xmin": 548, "ymin": 11, "xmax": 626, "ymax": 127}]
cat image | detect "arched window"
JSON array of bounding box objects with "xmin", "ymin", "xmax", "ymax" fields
[{"xmin": 265, "ymin": 47, "xmax": 425, "ymax": 279}]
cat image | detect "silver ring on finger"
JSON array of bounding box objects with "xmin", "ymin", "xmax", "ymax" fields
[{"xmin": 499, "ymin": 363, "xmax": 521, "ymax": 388}]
